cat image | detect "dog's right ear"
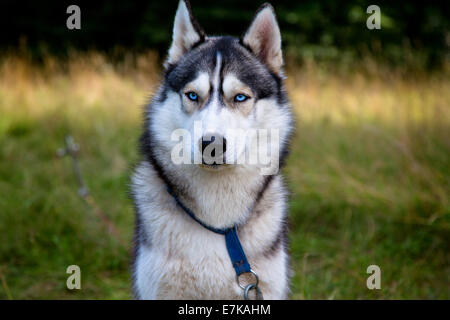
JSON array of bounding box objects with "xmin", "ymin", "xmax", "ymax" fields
[
  {"xmin": 165, "ymin": 0, "xmax": 205, "ymax": 69},
  {"xmin": 241, "ymin": 3, "xmax": 283, "ymax": 75}
]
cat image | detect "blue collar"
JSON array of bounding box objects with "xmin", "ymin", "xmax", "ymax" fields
[{"xmin": 166, "ymin": 186, "xmax": 252, "ymax": 276}]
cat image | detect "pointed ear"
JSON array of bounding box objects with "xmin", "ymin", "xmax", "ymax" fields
[
  {"xmin": 241, "ymin": 3, "xmax": 283, "ymax": 75},
  {"xmin": 165, "ymin": 0, "xmax": 205, "ymax": 68}
]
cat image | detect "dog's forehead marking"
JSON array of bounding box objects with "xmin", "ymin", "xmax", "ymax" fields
[
  {"xmin": 186, "ymin": 72, "xmax": 209, "ymax": 97},
  {"xmin": 208, "ymin": 51, "xmax": 223, "ymax": 113},
  {"xmin": 222, "ymin": 74, "xmax": 251, "ymax": 96},
  {"xmin": 212, "ymin": 52, "xmax": 222, "ymax": 94}
]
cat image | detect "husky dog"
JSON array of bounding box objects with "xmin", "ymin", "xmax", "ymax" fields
[{"xmin": 131, "ymin": 0, "xmax": 293, "ymax": 299}]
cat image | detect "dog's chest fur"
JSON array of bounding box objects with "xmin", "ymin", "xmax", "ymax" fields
[{"xmin": 132, "ymin": 161, "xmax": 290, "ymax": 299}]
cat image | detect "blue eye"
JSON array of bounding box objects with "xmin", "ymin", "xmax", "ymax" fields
[
  {"xmin": 234, "ymin": 94, "xmax": 249, "ymax": 102},
  {"xmin": 186, "ymin": 92, "xmax": 198, "ymax": 101}
]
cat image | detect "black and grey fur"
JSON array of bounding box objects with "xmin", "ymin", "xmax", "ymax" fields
[{"xmin": 131, "ymin": 0, "xmax": 293, "ymax": 299}]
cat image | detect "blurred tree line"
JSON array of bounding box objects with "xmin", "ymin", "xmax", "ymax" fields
[{"xmin": 0, "ymin": 0, "xmax": 448, "ymax": 70}]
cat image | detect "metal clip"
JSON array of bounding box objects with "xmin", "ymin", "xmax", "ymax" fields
[
  {"xmin": 244, "ymin": 283, "xmax": 264, "ymax": 300},
  {"xmin": 236, "ymin": 269, "xmax": 264, "ymax": 300}
]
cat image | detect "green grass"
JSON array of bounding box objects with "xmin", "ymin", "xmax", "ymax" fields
[{"xmin": 0, "ymin": 54, "xmax": 448, "ymax": 299}]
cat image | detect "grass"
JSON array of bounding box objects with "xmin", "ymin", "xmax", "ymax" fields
[{"xmin": 0, "ymin": 52, "xmax": 448, "ymax": 299}]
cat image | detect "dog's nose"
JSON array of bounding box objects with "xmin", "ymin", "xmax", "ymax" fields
[{"xmin": 199, "ymin": 134, "xmax": 227, "ymax": 163}]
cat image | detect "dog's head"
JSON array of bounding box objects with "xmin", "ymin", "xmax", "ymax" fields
[{"xmin": 151, "ymin": 1, "xmax": 292, "ymax": 175}]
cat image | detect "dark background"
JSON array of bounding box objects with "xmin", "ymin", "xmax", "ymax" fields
[{"xmin": 1, "ymin": 0, "xmax": 448, "ymax": 69}]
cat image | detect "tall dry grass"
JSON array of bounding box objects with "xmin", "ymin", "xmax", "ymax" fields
[{"xmin": 0, "ymin": 51, "xmax": 448, "ymax": 299}]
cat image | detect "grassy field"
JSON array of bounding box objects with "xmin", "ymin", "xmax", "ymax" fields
[{"xmin": 0, "ymin": 53, "xmax": 448, "ymax": 299}]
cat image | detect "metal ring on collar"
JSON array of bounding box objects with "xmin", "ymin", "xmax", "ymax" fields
[
  {"xmin": 244, "ymin": 283, "xmax": 263, "ymax": 300},
  {"xmin": 236, "ymin": 269, "xmax": 259, "ymax": 290}
]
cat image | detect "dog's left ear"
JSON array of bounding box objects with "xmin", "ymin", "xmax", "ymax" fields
[
  {"xmin": 165, "ymin": 0, "xmax": 205, "ymax": 68},
  {"xmin": 241, "ymin": 3, "xmax": 283, "ymax": 75}
]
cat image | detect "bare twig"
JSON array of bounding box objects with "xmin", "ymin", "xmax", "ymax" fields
[
  {"xmin": 0, "ymin": 267, "xmax": 13, "ymax": 300},
  {"xmin": 57, "ymin": 135, "xmax": 128, "ymax": 249}
]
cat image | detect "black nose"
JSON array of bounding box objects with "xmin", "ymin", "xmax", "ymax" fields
[{"xmin": 200, "ymin": 134, "xmax": 227, "ymax": 162}]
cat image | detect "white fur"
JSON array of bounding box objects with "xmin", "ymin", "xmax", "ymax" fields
[
  {"xmin": 133, "ymin": 78, "xmax": 292, "ymax": 298},
  {"xmin": 145, "ymin": 79, "xmax": 291, "ymax": 227},
  {"xmin": 132, "ymin": 161, "xmax": 289, "ymax": 299}
]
